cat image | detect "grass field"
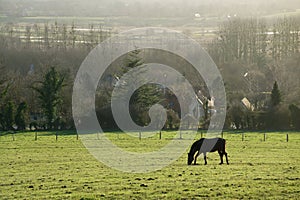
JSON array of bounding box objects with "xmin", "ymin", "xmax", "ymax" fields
[{"xmin": 0, "ymin": 131, "xmax": 299, "ymax": 199}]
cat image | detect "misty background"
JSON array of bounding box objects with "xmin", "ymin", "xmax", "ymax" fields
[
  {"xmin": 0, "ymin": 0, "xmax": 300, "ymax": 131},
  {"xmin": 1, "ymin": 0, "xmax": 300, "ymax": 19}
]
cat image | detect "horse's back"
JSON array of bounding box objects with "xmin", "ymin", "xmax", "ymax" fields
[{"xmin": 198, "ymin": 137, "xmax": 225, "ymax": 152}]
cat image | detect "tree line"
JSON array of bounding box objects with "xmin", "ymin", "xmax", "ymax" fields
[
  {"xmin": 0, "ymin": 17, "xmax": 300, "ymax": 131},
  {"xmin": 0, "ymin": 22, "xmax": 113, "ymax": 50},
  {"xmin": 209, "ymin": 17, "xmax": 300, "ymax": 130},
  {"xmin": 210, "ymin": 17, "xmax": 300, "ymax": 65}
]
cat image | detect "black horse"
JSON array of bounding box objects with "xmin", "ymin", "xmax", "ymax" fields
[{"xmin": 187, "ymin": 138, "xmax": 229, "ymax": 165}]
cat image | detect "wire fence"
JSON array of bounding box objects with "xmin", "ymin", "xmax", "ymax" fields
[{"xmin": 0, "ymin": 131, "xmax": 299, "ymax": 143}]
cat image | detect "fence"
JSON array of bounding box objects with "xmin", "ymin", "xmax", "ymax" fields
[
  {"xmin": 0, "ymin": 131, "xmax": 78, "ymax": 142},
  {"xmin": 217, "ymin": 131, "xmax": 297, "ymax": 143},
  {"xmin": 0, "ymin": 131, "xmax": 299, "ymax": 143}
]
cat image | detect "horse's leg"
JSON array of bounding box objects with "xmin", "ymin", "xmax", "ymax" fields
[
  {"xmin": 194, "ymin": 152, "xmax": 200, "ymax": 165},
  {"xmin": 224, "ymin": 151, "xmax": 229, "ymax": 164},
  {"xmin": 218, "ymin": 150, "xmax": 224, "ymax": 165},
  {"xmin": 203, "ymin": 152, "xmax": 207, "ymax": 165}
]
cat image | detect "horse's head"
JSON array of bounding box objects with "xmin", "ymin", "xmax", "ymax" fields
[{"xmin": 187, "ymin": 153, "xmax": 193, "ymax": 165}]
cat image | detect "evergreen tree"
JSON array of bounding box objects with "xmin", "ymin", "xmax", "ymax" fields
[
  {"xmin": 15, "ymin": 102, "xmax": 27, "ymax": 131},
  {"xmin": 32, "ymin": 67, "xmax": 65, "ymax": 130},
  {"xmin": 0, "ymin": 101, "xmax": 15, "ymax": 131},
  {"xmin": 270, "ymin": 81, "xmax": 281, "ymax": 107},
  {"xmin": 0, "ymin": 65, "xmax": 13, "ymax": 131},
  {"xmin": 0, "ymin": 66, "xmax": 10, "ymax": 102},
  {"xmin": 120, "ymin": 50, "xmax": 162, "ymax": 126},
  {"xmin": 123, "ymin": 49, "xmax": 144, "ymax": 72}
]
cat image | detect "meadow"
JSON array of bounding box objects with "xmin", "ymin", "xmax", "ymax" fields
[{"xmin": 0, "ymin": 131, "xmax": 299, "ymax": 199}]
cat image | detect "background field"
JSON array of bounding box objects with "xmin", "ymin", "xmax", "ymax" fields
[{"xmin": 0, "ymin": 131, "xmax": 299, "ymax": 199}]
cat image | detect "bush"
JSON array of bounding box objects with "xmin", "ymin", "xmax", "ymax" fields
[
  {"xmin": 289, "ymin": 104, "xmax": 300, "ymax": 130},
  {"xmin": 265, "ymin": 105, "xmax": 290, "ymax": 130}
]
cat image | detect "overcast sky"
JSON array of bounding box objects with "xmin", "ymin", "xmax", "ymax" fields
[{"xmin": 1, "ymin": 0, "xmax": 300, "ymax": 18}]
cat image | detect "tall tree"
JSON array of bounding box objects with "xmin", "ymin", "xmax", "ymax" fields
[
  {"xmin": 0, "ymin": 101, "xmax": 14, "ymax": 131},
  {"xmin": 0, "ymin": 65, "xmax": 12, "ymax": 130},
  {"xmin": 0, "ymin": 66, "xmax": 10, "ymax": 101},
  {"xmin": 32, "ymin": 67, "xmax": 65, "ymax": 130},
  {"xmin": 15, "ymin": 102, "xmax": 27, "ymax": 131},
  {"xmin": 270, "ymin": 81, "xmax": 281, "ymax": 107},
  {"xmin": 115, "ymin": 50, "xmax": 162, "ymax": 127}
]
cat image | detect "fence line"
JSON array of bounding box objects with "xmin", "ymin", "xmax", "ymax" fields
[{"xmin": 0, "ymin": 131, "xmax": 298, "ymax": 142}]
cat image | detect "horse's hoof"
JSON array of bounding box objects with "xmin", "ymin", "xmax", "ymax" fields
[{"xmin": 219, "ymin": 163, "xmax": 223, "ymax": 165}]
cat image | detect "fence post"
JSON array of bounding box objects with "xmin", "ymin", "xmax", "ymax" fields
[
  {"xmin": 159, "ymin": 131, "xmax": 162, "ymax": 140},
  {"xmin": 35, "ymin": 132, "xmax": 37, "ymax": 141},
  {"xmin": 286, "ymin": 134, "xmax": 289, "ymax": 142},
  {"xmin": 139, "ymin": 132, "xmax": 141, "ymax": 141},
  {"xmin": 201, "ymin": 131, "xmax": 203, "ymax": 138},
  {"xmin": 12, "ymin": 132, "xmax": 15, "ymax": 141},
  {"xmin": 242, "ymin": 133, "xmax": 244, "ymax": 141},
  {"xmin": 56, "ymin": 132, "xmax": 58, "ymax": 141},
  {"xmin": 263, "ymin": 133, "xmax": 266, "ymax": 141},
  {"xmin": 76, "ymin": 133, "xmax": 79, "ymax": 140},
  {"xmin": 221, "ymin": 131, "xmax": 224, "ymax": 138}
]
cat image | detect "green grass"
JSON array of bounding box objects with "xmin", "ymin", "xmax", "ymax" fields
[{"xmin": 0, "ymin": 131, "xmax": 299, "ymax": 199}]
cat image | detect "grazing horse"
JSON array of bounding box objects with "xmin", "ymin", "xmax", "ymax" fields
[{"xmin": 187, "ymin": 138, "xmax": 229, "ymax": 165}]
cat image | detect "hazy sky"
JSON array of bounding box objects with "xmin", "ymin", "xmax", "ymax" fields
[{"xmin": 1, "ymin": 0, "xmax": 300, "ymax": 18}]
